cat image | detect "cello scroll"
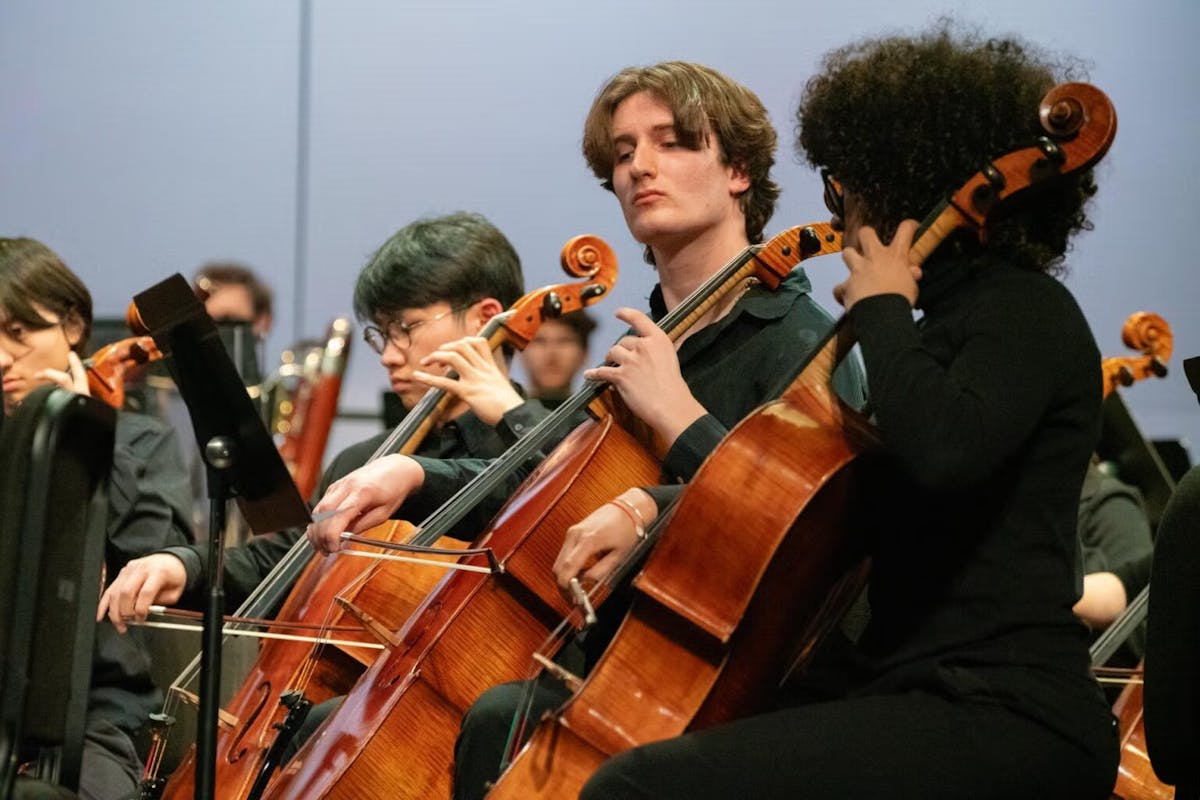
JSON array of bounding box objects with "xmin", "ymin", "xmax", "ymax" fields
[{"xmin": 1102, "ymin": 312, "xmax": 1172, "ymax": 399}]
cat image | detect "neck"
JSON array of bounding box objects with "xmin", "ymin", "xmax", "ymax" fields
[{"xmin": 650, "ymin": 225, "xmax": 750, "ymax": 312}]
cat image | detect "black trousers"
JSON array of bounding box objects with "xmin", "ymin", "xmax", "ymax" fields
[
  {"xmin": 455, "ymin": 679, "xmax": 1118, "ymax": 800},
  {"xmin": 580, "ymin": 688, "xmax": 1119, "ymax": 800}
]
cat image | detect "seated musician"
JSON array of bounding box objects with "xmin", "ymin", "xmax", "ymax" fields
[
  {"xmin": 1076, "ymin": 462, "xmax": 1154, "ymax": 632},
  {"xmin": 451, "ymin": 61, "xmax": 866, "ymax": 800},
  {"xmin": 540, "ymin": 26, "xmax": 1120, "ymax": 799},
  {"xmin": 0, "ymin": 238, "xmax": 193, "ymax": 800},
  {"xmin": 98, "ymin": 211, "xmax": 547, "ymax": 622},
  {"xmin": 519, "ymin": 309, "xmax": 597, "ymax": 408}
]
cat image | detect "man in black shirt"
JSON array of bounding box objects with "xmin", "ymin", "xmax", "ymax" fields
[
  {"xmin": 451, "ymin": 61, "xmax": 864, "ymax": 800},
  {"xmin": 98, "ymin": 211, "xmax": 549, "ymax": 620}
]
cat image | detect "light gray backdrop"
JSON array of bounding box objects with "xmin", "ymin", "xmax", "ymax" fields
[{"xmin": 3, "ymin": 0, "xmax": 1197, "ymax": 470}]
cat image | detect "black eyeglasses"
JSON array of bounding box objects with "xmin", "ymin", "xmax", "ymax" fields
[
  {"xmin": 362, "ymin": 305, "xmax": 471, "ymax": 354},
  {"xmin": 821, "ymin": 169, "xmax": 844, "ymax": 220}
]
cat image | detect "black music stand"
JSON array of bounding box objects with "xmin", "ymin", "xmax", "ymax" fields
[{"xmin": 133, "ymin": 274, "xmax": 310, "ymax": 800}]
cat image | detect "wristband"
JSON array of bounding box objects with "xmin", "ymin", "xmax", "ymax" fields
[{"xmin": 608, "ymin": 496, "xmax": 647, "ymax": 540}]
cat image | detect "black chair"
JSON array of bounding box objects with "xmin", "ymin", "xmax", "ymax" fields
[
  {"xmin": 1144, "ymin": 463, "xmax": 1200, "ymax": 797},
  {"xmin": 0, "ymin": 385, "xmax": 115, "ymax": 796}
]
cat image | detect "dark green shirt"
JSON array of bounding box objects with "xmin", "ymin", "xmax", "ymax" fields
[{"xmin": 644, "ymin": 266, "xmax": 866, "ymax": 508}]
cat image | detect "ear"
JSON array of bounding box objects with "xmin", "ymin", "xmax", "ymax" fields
[
  {"xmin": 63, "ymin": 312, "xmax": 86, "ymax": 350},
  {"xmin": 469, "ymin": 298, "xmax": 506, "ymax": 334},
  {"xmin": 253, "ymin": 313, "xmax": 272, "ymax": 338},
  {"xmin": 728, "ymin": 161, "xmax": 751, "ymax": 197}
]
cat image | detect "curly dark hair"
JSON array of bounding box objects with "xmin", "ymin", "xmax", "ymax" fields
[
  {"xmin": 795, "ymin": 23, "xmax": 1097, "ymax": 274},
  {"xmin": 583, "ymin": 62, "xmax": 780, "ymax": 263}
]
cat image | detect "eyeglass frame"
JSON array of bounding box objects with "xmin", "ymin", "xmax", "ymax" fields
[
  {"xmin": 821, "ymin": 168, "xmax": 844, "ymax": 220},
  {"xmin": 361, "ymin": 303, "xmax": 474, "ymax": 355}
]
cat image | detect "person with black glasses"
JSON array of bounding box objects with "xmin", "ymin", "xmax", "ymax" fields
[{"xmin": 98, "ymin": 211, "xmax": 554, "ymax": 627}]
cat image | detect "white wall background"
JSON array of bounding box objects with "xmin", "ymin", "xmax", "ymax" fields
[{"xmin": 3, "ymin": 0, "xmax": 1197, "ymax": 466}]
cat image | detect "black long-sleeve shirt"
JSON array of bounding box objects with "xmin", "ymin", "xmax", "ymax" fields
[
  {"xmin": 92, "ymin": 412, "xmax": 193, "ymax": 734},
  {"xmin": 847, "ymin": 253, "xmax": 1110, "ymax": 748},
  {"xmin": 635, "ymin": 267, "xmax": 866, "ymax": 510}
]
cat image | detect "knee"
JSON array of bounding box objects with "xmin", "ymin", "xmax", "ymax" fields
[
  {"xmin": 453, "ymin": 682, "xmax": 529, "ymax": 800},
  {"xmin": 580, "ymin": 749, "xmax": 643, "ymax": 800},
  {"xmin": 458, "ymin": 681, "xmax": 527, "ymax": 745}
]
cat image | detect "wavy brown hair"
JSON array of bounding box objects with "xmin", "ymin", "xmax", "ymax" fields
[
  {"xmin": 796, "ymin": 24, "xmax": 1097, "ymax": 274},
  {"xmin": 583, "ymin": 61, "xmax": 780, "ymax": 262}
]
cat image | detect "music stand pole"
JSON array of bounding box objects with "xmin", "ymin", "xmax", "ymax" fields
[
  {"xmin": 132, "ymin": 274, "xmax": 311, "ymax": 800},
  {"xmin": 196, "ymin": 437, "xmax": 235, "ymax": 800}
]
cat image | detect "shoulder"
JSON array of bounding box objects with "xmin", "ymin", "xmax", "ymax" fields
[
  {"xmin": 741, "ymin": 266, "xmax": 832, "ymax": 328},
  {"xmin": 961, "ymin": 265, "xmax": 1094, "ymax": 347},
  {"xmin": 114, "ymin": 409, "xmax": 180, "ymax": 450}
]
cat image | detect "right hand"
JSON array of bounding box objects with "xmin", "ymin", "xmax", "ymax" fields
[
  {"xmin": 307, "ymin": 454, "xmax": 426, "ymax": 554},
  {"xmin": 552, "ymin": 489, "xmax": 658, "ymax": 604},
  {"xmin": 97, "ymin": 553, "xmax": 188, "ymax": 634}
]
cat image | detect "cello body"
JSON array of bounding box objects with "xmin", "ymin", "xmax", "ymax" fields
[
  {"xmin": 1110, "ymin": 679, "xmax": 1174, "ymax": 800},
  {"xmin": 264, "ymin": 410, "xmax": 662, "ymax": 798},
  {"xmin": 487, "ymin": 327, "xmax": 878, "ymax": 798},
  {"xmin": 159, "ymin": 516, "xmax": 467, "ymax": 799},
  {"xmin": 150, "ymin": 236, "xmax": 620, "ymax": 798}
]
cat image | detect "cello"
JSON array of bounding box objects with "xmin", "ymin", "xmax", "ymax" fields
[
  {"xmin": 261, "ymin": 222, "xmax": 844, "ymax": 799},
  {"xmin": 485, "ymin": 81, "xmax": 1119, "ymax": 798},
  {"xmin": 1090, "ymin": 311, "xmax": 1175, "ymax": 800},
  {"xmin": 144, "ymin": 235, "xmax": 618, "ymax": 799}
]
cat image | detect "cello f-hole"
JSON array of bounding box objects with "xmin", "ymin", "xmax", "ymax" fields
[{"xmin": 226, "ymin": 682, "xmax": 272, "ymax": 765}]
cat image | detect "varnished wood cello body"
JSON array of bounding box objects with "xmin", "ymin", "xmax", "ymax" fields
[
  {"xmin": 261, "ymin": 223, "xmax": 844, "ymax": 799},
  {"xmin": 487, "ymin": 81, "xmax": 1119, "ymax": 798},
  {"xmin": 151, "ymin": 236, "xmax": 619, "ymax": 800}
]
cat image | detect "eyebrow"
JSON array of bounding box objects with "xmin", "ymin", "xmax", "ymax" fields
[{"xmin": 612, "ymin": 123, "xmax": 677, "ymax": 146}]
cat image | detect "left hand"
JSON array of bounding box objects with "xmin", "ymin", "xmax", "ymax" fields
[
  {"xmin": 583, "ymin": 308, "xmax": 706, "ymax": 448},
  {"xmin": 37, "ymin": 351, "xmax": 90, "ymax": 396},
  {"xmin": 834, "ymin": 219, "xmax": 923, "ymax": 311},
  {"xmin": 413, "ymin": 336, "xmax": 523, "ymax": 426}
]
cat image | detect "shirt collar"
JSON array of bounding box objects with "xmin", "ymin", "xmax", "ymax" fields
[{"xmin": 648, "ymin": 266, "xmax": 812, "ymax": 324}]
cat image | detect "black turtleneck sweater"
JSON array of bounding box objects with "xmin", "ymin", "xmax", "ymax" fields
[{"xmin": 847, "ymin": 253, "xmax": 1110, "ymax": 747}]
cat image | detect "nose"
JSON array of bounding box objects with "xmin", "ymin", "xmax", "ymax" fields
[
  {"xmin": 629, "ymin": 144, "xmax": 656, "ymax": 179},
  {"xmin": 379, "ymin": 338, "xmax": 407, "ymax": 367},
  {"xmin": 0, "ymin": 342, "xmax": 13, "ymax": 371}
]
